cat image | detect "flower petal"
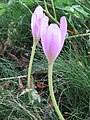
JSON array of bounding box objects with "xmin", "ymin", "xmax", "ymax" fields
[
  {"xmin": 34, "ymin": 6, "xmax": 43, "ymax": 19},
  {"xmin": 60, "ymin": 16, "xmax": 67, "ymax": 49},
  {"xmin": 41, "ymin": 24, "xmax": 61, "ymax": 62},
  {"xmin": 31, "ymin": 6, "xmax": 44, "ymax": 40},
  {"xmin": 40, "ymin": 15, "xmax": 49, "ymax": 38},
  {"xmin": 31, "ymin": 14, "xmax": 37, "ymax": 39}
]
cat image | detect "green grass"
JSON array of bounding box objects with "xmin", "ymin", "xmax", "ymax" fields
[{"xmin": 0, "ymin": 0, "xmax": 90, "ymax": 120}]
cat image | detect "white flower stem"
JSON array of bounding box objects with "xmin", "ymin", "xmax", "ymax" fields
[
  {"xmin": 28, "ymin": 40, "xmax": 37, "ymax": 88},
  {"xmin": 48, "ymin": 62, "xmax": 65, "ymax": 120}
]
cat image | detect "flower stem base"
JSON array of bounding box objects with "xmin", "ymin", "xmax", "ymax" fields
[{"xmin": 48, "ymin": 62, "xmax": 65, "ymax": 120}]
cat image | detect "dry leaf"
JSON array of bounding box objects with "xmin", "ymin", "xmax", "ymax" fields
[
  {"xmin": 3, "ymin": 82, "xmax": 12, "ymax": 90},
  {"xmin": 37, "ymin": 82, "xmax": 46, "ymax": 89},
  {"xmin": 8, "ymin": 53, "xmax": 18, "ymax": 61}
]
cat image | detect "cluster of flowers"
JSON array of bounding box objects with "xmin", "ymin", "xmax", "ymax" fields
[
  {"xmin": 29, "ymin": 6, "xmax": 67, "ymax": 120},
  {"xmin": 31, "ymin": 5, "xmax": 67, "ymax": 63}
]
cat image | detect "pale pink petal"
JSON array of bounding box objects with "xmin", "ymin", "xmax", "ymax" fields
[
  {"xmin": 34, "ymin": 6, "xmax": 43, "ymax": 19},
  {"xmin": 31, "ymin": 6, "xmax": 44, "ymax": 40},
  {"xmin": 31, "ymin": 14, "xmax": 37, "ymax": 39},
  {"xmin": 35, "ymin": 18, "xmax": 42, "ymax": 40},
  {"xmin": 31, "ymin": 13, "xmax": 36, "ymax": 29},
  {"xmin": 40, "ymin": 15, "xmax": 49, "ymax": 38},
  {"xmin": 41, "ymin": 24, "xmax": 61, "ymax": 62},
  {"xmin": 60, "ymin": 16, "xmax": 67, "ymax": 50}
]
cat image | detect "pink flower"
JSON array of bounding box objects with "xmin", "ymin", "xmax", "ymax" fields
[
  {"xmin": 60, "ymin": 16, "xmax": 67, "ymax": 51},
  {"xmin": 31, "ymin": 6, "xmax": 44, "ymax": 41},
  {"xmin": 41, "ymin": 16, "xmax": 67, "ymax": 63},
  {"xmin": 40, "ymin": 15, "xmax": 49, "ymax": 38}
]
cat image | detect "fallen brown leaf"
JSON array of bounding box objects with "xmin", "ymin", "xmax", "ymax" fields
[{"xmin": 8, "ymin": 53, "xmax": 18, "ymax": 61}]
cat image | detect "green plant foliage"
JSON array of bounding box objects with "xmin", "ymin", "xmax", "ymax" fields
[
  {"xmin": 20, "ymin": 0, "xmax": 34, "ymax": 5},
  {"xmin": 0, "ymin": 58, "xmax": 20, "ymax": 78},
  {"xmin": 7, "ymin": 0, "xmax": 16, "ymax": 6},
  {"xmin": 54, "ymin": 0, "xmax": 71, "ymax": 6},
  {"xmin": 0, "ymin": 3, "xmax": 7, "ymax": 16}
]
